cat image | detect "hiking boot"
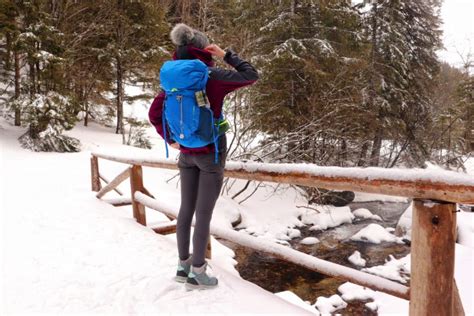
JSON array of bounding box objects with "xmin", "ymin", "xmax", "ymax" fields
[
  {"xmin": 174, "ymin": 256, "xmax": 192, "ymax": 283},
  {"xmin": 185, "ymin": 262, "xmax": 218, "ymax": 290}
]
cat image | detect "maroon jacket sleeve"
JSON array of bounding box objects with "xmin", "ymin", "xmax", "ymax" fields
[{"xmin": 148, "ymin": 91, "xmax": 175, "ymax": 144}]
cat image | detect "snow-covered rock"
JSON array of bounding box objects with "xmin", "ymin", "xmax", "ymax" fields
[
  {"xmin": 287, "ymin": 228, "xmax": 302, "ymax": 239},
  {"xmin": 301, "ymin": 206, "xmax": 354, "ymax": 231},
  {"xmin": 350, "ymin": 224, "xmax": 404, "ymax": 244},
  {"xmin": 362, "ymin": 255, "xmax": 411, "ymax": 284},
  {"xmin": 338, "ymin": 282, "xmax": 375, "ymax": 301},
  {"xmin": 353, "ymin": 208, "xmax": 382, "ymax": 221},
  {"xmin": 314, "ymin": 294, "xmax": 347, "ymax": 314},
  {"xmin": 365, "ymin": 301, "xmax": 378, "ymax": 311},
  {"xmin": 300, "ymin": 237, "xmax": 320, "ymax": 245},
  {"xmin": 348, "ymin": 250, "xmax": 366, "ymax": 267}
]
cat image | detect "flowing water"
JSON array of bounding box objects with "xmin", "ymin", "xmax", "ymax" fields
[{"xmin": 218, "ymin": 201, "xmax": 411, "ymax": 315}]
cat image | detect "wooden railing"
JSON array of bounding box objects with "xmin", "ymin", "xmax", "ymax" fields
[{"xmin": 90, "ymin": 151, "xmax": 474, "ymax": 316}]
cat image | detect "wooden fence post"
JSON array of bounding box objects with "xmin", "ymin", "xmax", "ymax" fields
[
  {"xmin": 410, "ymin": 199, "xmax": 457, "ymax": 316},
  {"xmin": 130, "ymin": 165, "xmax": 146, "ymax": 226},
  {"xmin": 91, "ymin": 156, "xmax": 101, "ymax": 192}
]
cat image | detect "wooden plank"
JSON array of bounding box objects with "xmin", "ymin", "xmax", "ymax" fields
[
  {"xmin": 130, "ymin": 165, "xmax": 146, "ymax": 226},
  {"xmin": 409, "ymin": 199, "xmax": 456, "ymax": 316},
  {"xmin": 135, "ymin": 192, "xmax": 410, "ymax": 300},
  {"xmin": 223, "ymin": 169, "xmax": 474, "ymax": 205},
  {"xmin": 91, "ymin": 153, "xmax": 474, "ymax": 204},
  {"xmin": 90, "ymin": 156, "xmax": 101, "ymax": 192},
  {"xmin": 96, "ymin": 167, "xmax": 131, "ymax": 199},
  {"xmin": 102, "ymin": 197, "xmax": 132, "ymax": 207},
  {"xmin": 453, "ymin": 280, "xmax": 465, "ymax": 316},
  {"xmin": 152, "ymin": 223, "xmax": 177, "ymax": 235},
  {"xmin": 99, "ymin": 174, "xmax": 124, "ymax": 196}
]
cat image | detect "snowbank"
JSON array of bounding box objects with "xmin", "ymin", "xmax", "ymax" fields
[{"xmin": 275, "ymin": 291, "xmax": 319, "ymax": 314}]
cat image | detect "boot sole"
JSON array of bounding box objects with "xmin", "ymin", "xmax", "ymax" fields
[
  {"xmin": 185, "ymin": 282, "xmax": 218, "ymax": 291},
  {"xmin": 174, "ymin": 275, "xmax": 187, "ymax": 283}
]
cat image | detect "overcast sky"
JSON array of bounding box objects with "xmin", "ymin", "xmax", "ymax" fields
[{"xmin": 438, "ymin": 0, "xmax": 474, "ymax": 70}]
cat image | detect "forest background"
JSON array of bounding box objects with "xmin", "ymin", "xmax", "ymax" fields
[{"xmin": 0, "ymin": 0, "xmax": 472, "ymax": 173}]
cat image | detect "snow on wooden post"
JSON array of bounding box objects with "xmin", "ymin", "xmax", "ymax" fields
[
  {"xmin": 410, "ymin": 199, "xmax": 458, "ymax": 316},
  {"xmin": 90, "ymin": 156, "xmax": 101, "ymax": 192},
  {"xmin": 130, "ymin": 165, "xmax": 146, "ymax": 226}
]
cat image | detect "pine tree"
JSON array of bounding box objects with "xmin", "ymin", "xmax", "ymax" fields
[
  {"xmin": 3, "ymin": 0, "xmax": 81, "ymax": 152},
  {"xmin": 244, "ymin": 0, "xmax": 367, "ymax": 165},
  {"xmin": 104, "ymin": 0, "xmax": 168, "ymax": 137},
  {"xmin": 58, "ymin": 0, "xmax": 115, "ymax": 127},
  {"xmin": 359, "ymin": 0, "xmax": 442, "ymax": 167},
  {"xmin": 0, "ymin": 0, "xmax": 21, "ymax": 125}
]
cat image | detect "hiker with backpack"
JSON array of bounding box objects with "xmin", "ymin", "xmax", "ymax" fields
[{"xmin": 148, "ymin": 23, "xmax": 258, "ymax": 290}]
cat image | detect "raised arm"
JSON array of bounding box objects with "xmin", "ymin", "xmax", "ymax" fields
[{"xmin": 205, "ymin": 44, "xmax": 259, "ymax": 94}]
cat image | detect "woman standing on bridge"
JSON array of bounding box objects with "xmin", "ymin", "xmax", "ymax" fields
[{"xmin": 148, "ymin": 23, "xmax": 258, "ymax": 290}]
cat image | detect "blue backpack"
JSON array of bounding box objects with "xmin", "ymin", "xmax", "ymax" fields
[{"xmin": 160, "ymin": 59, "xmax": 221, "ymax": 162}]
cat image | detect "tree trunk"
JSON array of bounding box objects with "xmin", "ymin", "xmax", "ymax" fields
[
  {"xmin": 84, "ymin": 100, "xmax": 89, "ymax": 127},
  {"xmin": 115, "ymin": 0, "xmax": 125, "ymax": 136},
  {"xmin": 465, "ymin": 99, "xmax": 473, "ymax": 153},
  {"xmin": 36, "ymin": 53, "xmax": 41, "ymax": 93},
  {"xmin": 5, "ymin": 32, "xmax": 12, "ymax": 71},
  {"xmin": 340, "ymin": 138, "xmax": 347, "ymax": 166},
  {"xmin": 14, "ymin": 49, "xmax": 21, "ymax": 126},
  {"xmin": 115, "ymin": 56, "xmax": 124, "ymax": 135},
  {"xmin": 357, "ymin": 142, "xmax": 369, "ymax": 167},
  {"xmin": 370, "ymin": 127, "xmax": 383, "ymax": 166},
  {"xmin": 29, "ymin": 61, "xmax": 36, "ymax": 97}
]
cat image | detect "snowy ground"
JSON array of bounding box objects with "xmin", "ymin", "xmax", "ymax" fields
[
  {"xmin": 1, "ymin": 117, "xmax": 474, "ymax": 315},
  {"xmin": 0, "ymin": 119, "xmax": 311, "ymax": 315}
]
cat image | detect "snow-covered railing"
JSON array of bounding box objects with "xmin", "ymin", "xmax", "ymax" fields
[
  {"xmin": 91, "ymin": 151, "xmax": 474, "ymax": 204},
  {"xmin": 90, "ymin": 150, "xmax": 471, "ymax": 316}
]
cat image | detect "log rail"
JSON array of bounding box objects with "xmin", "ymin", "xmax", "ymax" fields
[{"xmin": 91, "ymin": 151, "xmax": 473, "ymax": 315}]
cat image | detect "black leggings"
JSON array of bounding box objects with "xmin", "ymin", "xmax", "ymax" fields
[{"xmin": 176, "ymin": 136, "xmax": 226, "ymax": 267}]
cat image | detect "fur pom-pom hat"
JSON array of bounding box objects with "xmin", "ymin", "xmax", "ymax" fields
[{"xmin": 170, "ymin": 23, "xmax": 210, "ymax": 49}]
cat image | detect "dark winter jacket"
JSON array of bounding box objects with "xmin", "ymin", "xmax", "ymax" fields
[{"xmin": 148, "ymin": 45, "xmax": 258, "ymax": 155}]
